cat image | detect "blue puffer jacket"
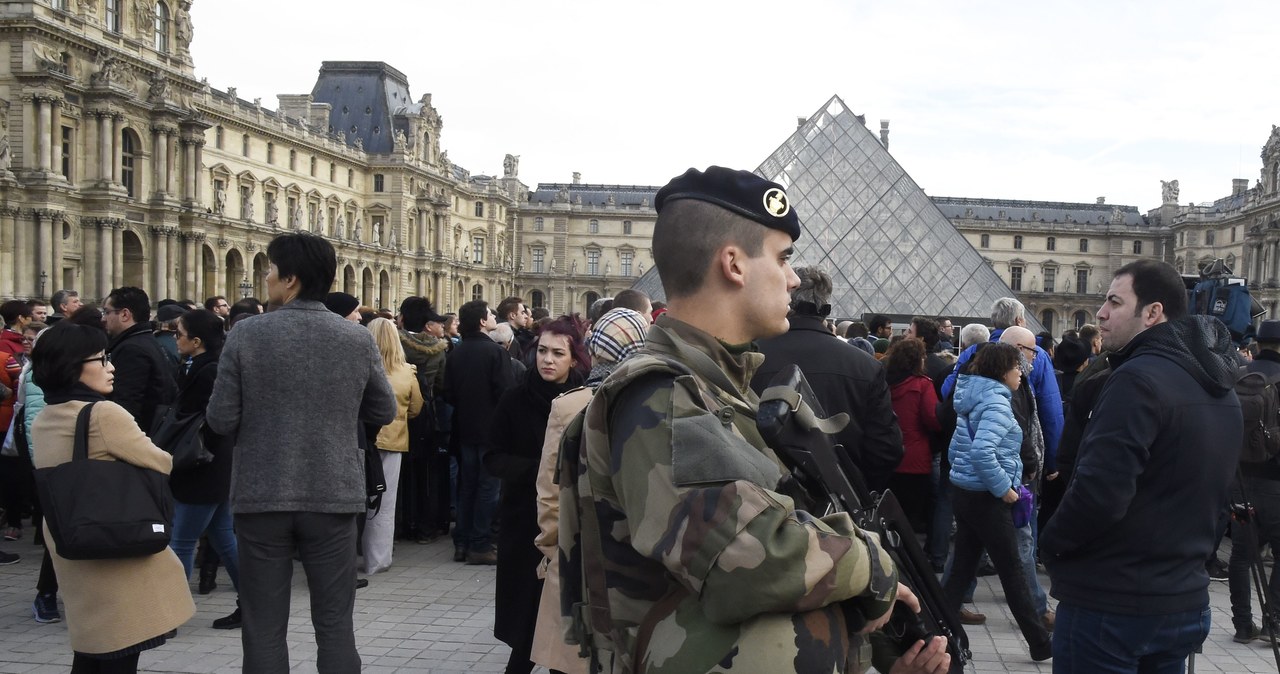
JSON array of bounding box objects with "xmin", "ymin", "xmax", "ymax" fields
[{"xmin": 948, "ymin": 373, "xmax": 1023, "ymax": 497}]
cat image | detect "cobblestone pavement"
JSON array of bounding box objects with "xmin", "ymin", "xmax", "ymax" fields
[{"xmin": 0, "ymin": 532, "xmax": 1275, "ymax": 673}]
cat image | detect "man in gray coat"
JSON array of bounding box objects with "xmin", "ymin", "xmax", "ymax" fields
[{"xmin": 208, "ymin": 232, "xmax": 396, "ymax": 674}]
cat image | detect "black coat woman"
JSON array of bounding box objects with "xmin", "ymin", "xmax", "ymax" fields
[{"xmin": 484, "ymin": 316, "xmax": 586, "ymax": 674}]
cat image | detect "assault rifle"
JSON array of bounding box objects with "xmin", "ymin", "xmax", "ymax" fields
[{"xmin": 757, "ymin": 364, "xmax": 970, "ymax": 673}]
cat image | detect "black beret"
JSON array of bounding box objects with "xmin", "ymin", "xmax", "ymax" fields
[
  {"xmin": 323, "ymin": 292, "xmax": 360, "ymax": 318},
  {"xmin": 1258, "ymin": 320, "xmax": 1280, "ymax": 343},
  {"xmin": 655, "ymin": 166, "xmax": 800, "ymax": 241}
]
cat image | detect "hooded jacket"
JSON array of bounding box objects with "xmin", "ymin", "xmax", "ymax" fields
[
  {"xmin": 948, "ymin": 373, "xmax": 1023, "ymax": 498},
  {"xmin": 1041, "ymin": 316, "xmax": 1242, "ymax": 615}
]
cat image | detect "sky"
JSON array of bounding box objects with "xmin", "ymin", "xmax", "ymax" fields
[{"xmin": 189, "ymin": 0, "xmax": 1280, "ymax": 212}]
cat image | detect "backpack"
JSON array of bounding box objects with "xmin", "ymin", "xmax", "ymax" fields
[{"xmin": 1236, "ymin": 366, "xmax": 1280, "ymax": 464}]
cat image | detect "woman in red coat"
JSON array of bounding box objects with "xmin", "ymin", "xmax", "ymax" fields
[{"xmin": 885, "ymin": 337, "xmax": 941, "ymax": 534}]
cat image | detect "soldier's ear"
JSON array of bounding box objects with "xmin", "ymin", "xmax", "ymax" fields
[{"xmin": 717, "ymin": 244, "xmax": 748, "ymax": 289}]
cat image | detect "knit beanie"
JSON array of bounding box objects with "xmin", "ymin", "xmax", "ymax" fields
[
  {"xmin": 586, "ymin": 308, "xmax": 649, "ymax": 365},
  {"xmin": 323, "ymin": 292, "xmax": 360, "ymax": 318}
]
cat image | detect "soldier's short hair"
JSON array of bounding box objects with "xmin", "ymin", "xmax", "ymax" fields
[
  {"xmin": 653, "ymin": 199, "xmax": 765, "ymax": 300},
  {"xmin": 990, "ymin": 297, "xmax": 1025, "ymax": 329}
]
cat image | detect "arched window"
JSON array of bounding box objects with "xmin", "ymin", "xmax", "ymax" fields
[
  {"xmin": 471, "ymin": 283, "xmax": 484, "ymax": 301},
  {"xmin": 1073, "ymin": 310, "xmax": 1089, "ymax": 330},
  {"xmin": 1040, "ymin": 310, "xmax": 1055, "ymax": 334},
  {"xmin": 154, "ymin": 1, "xmax": 170, "ymax": 53},
  {"xmin": 589, "ymin": 219, "xmax": 600, "ymax": 234},
  {"xmin": 120, "ymin": 128, "xmax": 138, "ymax": 197}
]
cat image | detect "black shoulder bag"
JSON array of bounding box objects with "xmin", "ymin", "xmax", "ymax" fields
[{"xmin": 34, "ymin": 402, "xmax": 174, "ymax": 560}]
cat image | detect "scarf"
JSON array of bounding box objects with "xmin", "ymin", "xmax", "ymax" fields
[{"xmin": 44, "ymin": 382, "xmax": 107, "ymax": 405}]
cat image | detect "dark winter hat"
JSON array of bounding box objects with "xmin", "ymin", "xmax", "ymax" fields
[
  {"xmin": 323, "ymin": 292, "xmax": 360, "ymax": 318},
  {"xmin": 155, "ymin": 304, "xmax": 188, "ymax": 323},
  {"xmin": 1053, "ymin": 337, "xmax": 1090, "ymax": 372},
  {"xmin": 1258, "ymin": 320, "xmax": 1280, "ymax": 343},
  {"xmin": 655, "ymin": 166, "xmax": 800, "ymax": 241}
]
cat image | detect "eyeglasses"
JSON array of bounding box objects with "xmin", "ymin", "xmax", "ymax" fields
[
  {"xmin": 102, "ymin": 307, "xmax": 121, "ymax": 315},
  {"xmin": 1017, "ymin": 344, "xmax": 1038, "ymax": 357},
  {"xmin": 81, "ymin": 354, "xmax": 110, "ymax": 367}
]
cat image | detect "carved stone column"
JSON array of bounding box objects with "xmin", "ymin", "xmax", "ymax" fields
[
  {"xmin": 98, "ymin": 221, "xmax": 114, "ymax": 298},
  {"xmin": 51, "ymin": 212, "xmax": 65, "ymax": 289},
  {"xmin": 34, "ymin": 97, "xmax": 50, "ymax": 172},
  {"xmin": 50, "ymin": 99, "xmax": 62, "ymax": 177},
  {"xmin": 193, "ymin": 140, "xmax": 204, "ymax": 203},
  {"xmin": 182, "ymin": 233, "xmax": 196, "ymax": 298},
  {"xmin": 151, "ymin": 226, "xmax": 168, "ymax": 298},
  {"xmin": 214, "ymin": 241, "xmax": 226, "ymax": 297},
  {"xmin": 164, "ymin": 130, "xmax": 176, "ymax": 196},
  {"xmin": 111, "ymin": 223, "xmax": 123, "ymax": 288},
  {"xmin": 191, "ymin": 234, "xmax": 205, "ymax": 299},
  {"xmin": 181, "ymin": 138, "xmax": 197, "ymax": 202},
  {"xmin": 167, "ymin": 230, "xmax": 179, "ymax": 297},
  {"xmin": 152, "ymin": 128, "xmax": 167, "ymax": 198},
  {"xmin": 0, "ymin": 207, "xmax": 17, "ymax": 299},
  {"xmin": 98, "ymin": 113, "xmax": 112, "ymax": 184},
  {"xmin": 111, "ymin": 114, "xmax": 124, "ymax": 184},
  {"xmin": 35, "ymin": 210, "xmax": 53, "ymax": 291}
]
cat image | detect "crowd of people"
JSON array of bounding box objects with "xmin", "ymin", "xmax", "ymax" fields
[{"xmin": 0, "ymin": 164, "xmax": 1260, "ymax": 674}]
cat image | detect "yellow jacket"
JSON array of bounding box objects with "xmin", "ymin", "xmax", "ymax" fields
[{"xmin": 375, "ymin": 365, "xmax": 424, "ymax": 452}]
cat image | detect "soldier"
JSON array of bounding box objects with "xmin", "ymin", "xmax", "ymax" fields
[{"xmin": 565, "ymin": 167, "xmax": 932, "ymax": 673}]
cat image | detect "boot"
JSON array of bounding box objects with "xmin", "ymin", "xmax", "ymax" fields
[
  {"xmin": 212, "ymin": 600, "xmax": 241, "ymax": 630},
  {"xmin": 198, "ymin": 568, "xmax": 218, "ymax": 595}
]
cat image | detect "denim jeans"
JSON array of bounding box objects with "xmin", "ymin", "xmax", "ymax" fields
[
  {"xmin": 1229, "ymin": 475, "xmax": 1280, "ymax": 628},
  {"xmin": 453, "ymin": 444, "xmax": 500, "ymax": 553},
  {"xmin": 1016, "ymin": 502, "xmax": 1049, "ymax": 616},
  {"xmin": 171, "ymin": 499, "xmax": 240, "ymax": 591},
  {"xmin": 927, "ymin": 455, "xmax": 953, "ymax": 567},
  {"xmin": 1053, "ymin": 602, "xmax": 1210, "ymax": 673}
]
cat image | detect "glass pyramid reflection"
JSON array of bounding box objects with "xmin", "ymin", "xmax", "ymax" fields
[{"xmin": 634, "ymin": 95, "xmax": 1029, "ymax": 325}]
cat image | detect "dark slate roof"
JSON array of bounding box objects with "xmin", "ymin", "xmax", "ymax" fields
[
  {"xmin": 310, "ymin": 62, "xmax": 419, "ymax": 154},
  {"xmin": 528, "ymin": 183, "xmax": 660, "ymax": 208},
  {"xmin": 931, "ymin": 196, "xmax": 1148, "ymax": 226}
]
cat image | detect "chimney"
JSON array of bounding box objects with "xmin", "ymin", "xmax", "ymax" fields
[
  {"xmin": 879, "ymin": 120, "xmax": 890, "ymax": 150},
  {"xmin": 1096, "ymin": 196, "xmax": 1105, "ymax": 204},
  {"xmin": 309, "ymin": 102, "xmax": 331, "ymax": 131},
  {"xmin": 277, "ymin": 94, "xmax": 313, "ymax": 124},
  {"xmin": 796, "ymin": 117, "xmax": 806, "ymax": 130},
  {"xmin": 1234, "ymin": 178, "xmax": 1249, "ymax": 196},
  {"xmin": 572, "ymin": 172, "xmax": 581, "ymax": 185}
]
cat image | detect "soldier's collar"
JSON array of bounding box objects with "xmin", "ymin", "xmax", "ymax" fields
[{"xmin": 651, "ymin": 315, "xmax": 763, "ymax": 396}]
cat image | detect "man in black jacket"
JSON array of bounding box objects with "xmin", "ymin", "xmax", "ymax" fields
[
  {"xmin": 1228, "ymin": 319, "xmax": 1280, "ymax": 643},
  {"xmin": 444, "ymin": 300, "xmax": 512, "ymax": 565},
  {"xmin": 750, "ymin": 266, "xmax": 902, "ymax": 492},
  {"xmin": 103, "ymin": 286, "xmax": 176, "ymax": 433},
  {"xmin": 1042, "ymin": 259, "xmax": 1241, "ymax": 671}
]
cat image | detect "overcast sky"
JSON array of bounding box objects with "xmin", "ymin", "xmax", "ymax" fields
[{"xmin": 189, "ymin": 1, "xmax": 1280, "ymax": 212}]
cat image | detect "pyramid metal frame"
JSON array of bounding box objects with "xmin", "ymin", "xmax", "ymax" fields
[{"xmin": 756, "ymin": 95, "xmax": 1028, "ymax": 324}]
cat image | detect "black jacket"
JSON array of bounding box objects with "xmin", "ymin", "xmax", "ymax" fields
[
  {"xmin": 1042, "ymin": 316, "xmax": 1241, "ymax": 615},
  {"xmin": 169, "ymin": 352, "xmax": 234, "ymax": 504},
  {"xmin": 1242, "ymin": 349, "xmax": 1280, "ymax": 480},
  {"xmin": 444, "ymin": 332, "xmax": 513, "ymax": 447},
  {"xmin": 107, "ymin": 322, "xmax": 177, "ymax": 434},
  {"xmin": 751, "ymin": 313, "xmax": 903, "ymax": 493}
]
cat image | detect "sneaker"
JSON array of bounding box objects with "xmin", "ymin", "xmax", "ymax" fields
[
  {"xmin": 212, "ymin": 603, "xmax": 241, "ymax": 630},
  {"xmin": 1206, "ymin": 558, "xmax": 1229, "ymax": 582},
  {"xmin": 1234, "ymin": 623, "xmax": 1263, "ymax": 644},
  {"xmin": 959, "ymin": 608, "xmax": 987, "ymax": 625},
  {"xmin": 32, "ymin": 593, "xmax": 60, "ymax": 623},
  {"xmin": 355, "ymin": 578, "xmax": 369, "ymax": 589},
  {"xmin": 3, "ymin": 527, "xmax": 20, "ymax": 542},
  {"xmin": 1042, "ymin": 609, "xmax": 1056, "ymax": 631},
  {"xmin": 0, "ymin": 550, "xmax": 18, "ymax": 565},
  {"xmin": 465, "ymin": 548, "xmax": 498, "ymax": 565}
]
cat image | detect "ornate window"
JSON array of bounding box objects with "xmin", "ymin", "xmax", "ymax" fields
[
  {"xmin": 154, "ymin": 1, "xmax": 170, "ymax": 53},
  {"xmin": 587, "ymin": 249, "xmax": 601, "ymax": 275},
  {"xmin": 60, "ymin": 127, "xmax": 72, "ymax": 179},
  {"xmin": 329, "ymin": 162, "xmax": 336, "ymax": 183},
  {"xmin": 1133, "ymin": 239, "xmax": 1144, "ymax": 254},
  {"xmin": 289, "ymin": 150, "xmax": 297, "ymax": 171},
  {"xmin": 623, "ymin": 220, "xmax": 632, "ymax": 235},
  {"xmin": 1079, "ymin": 238, "xmax": 1089, "ymax": 253},
  {"xmin": 105, "ymin": 0, "xmax": 121, "ymax": 32},
  {"xmin": 621, "ymin": 250, "xmax": 634, "ymax": 277},
  {"xmin": 532, "ymin": 247, "xmax": 545, "ymax": 273},
  {"xmin": 1013, "ymin": 235, "xmax": 1023, "ymax": 250},
  {"xmin": 1044, "ymin": 266, "xmax": 1056, "ymax": 293},
  {"xmin": 534, "ymin": 216, "xmax": 544, "ymax": 232},
  {"xmin": 1009, "ymin": 265, "xmax": 1023, "ymax": 292},
  {"xmin": 472, "ymin": 284, "xmax": 484, "ymax": 301},
  {"xmin": 373, "ymin": 174, "xmax": 385, "ymax": 192},
  {"xmin": 531, "ymin": 290, "xmax": 545, "ymax": 309},
  {"xmin": 980, "ymin": 234, "xmax": 989, "ymax": 248},
  {"xmin": 1076, "ymin": 268, "xmax": 1089, "ymax": 294},
  {"xmin": 589, "ymin": 219, "xmax": 599, "ymax": 234},
  {"xmin": 1046, "ymin": 236, "xmax": 1056, "ymax": 251},
  {"xmin": 472, "ymin": 236, "xmax": 484, "ymax": 264},
  {"xmin": 241, "ymin": 134, "xmax": 249, "ymax": 157},
  {"xmin": 120, "ymin": 128, "xmax": 138, "ymax": 198},
  {"xmin": 266, "ymin": 142, "xmax": 274, "ymax": 164},
  {"xmin": 474, "ymin": 201, "xmax": 484, "ymax": 217}
]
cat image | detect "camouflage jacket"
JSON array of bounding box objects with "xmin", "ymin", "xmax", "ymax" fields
[{"xmin": 564, "ymin": 315, "xmax": 898, "ymax": 673}]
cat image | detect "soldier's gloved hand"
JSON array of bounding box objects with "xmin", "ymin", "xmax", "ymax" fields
[
  {"xmin": 859, "ymin": 582, "xmax": 918, "ymax": 634},
  {"xmin": 887, "ymin": 636, "xmax": 951, "ymax": 674}
]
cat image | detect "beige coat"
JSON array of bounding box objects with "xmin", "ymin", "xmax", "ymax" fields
[
  {"xmin": 32, "ymin": 400, "xmax": 195, "ymax": 655},
  {"xmin": 374, "ymin": 365, "xmax": 424, "ymax": 452},
  {"xmin": 531, "ymin": 387, "xmax": 592, "ymax": 674}
]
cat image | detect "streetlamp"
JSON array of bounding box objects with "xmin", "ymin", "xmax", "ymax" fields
[
  {"xmin": 238, "ymin": 275, "xmax": 252, "ymax": 299},
  {"xmin": 39, "ymin": 271, "xmax": 47, "ymax": 298}
]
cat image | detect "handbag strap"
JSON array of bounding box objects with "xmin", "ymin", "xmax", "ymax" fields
[{"xmin": 73, "ymin": 402, "xmax": 97, "ymax": 462}]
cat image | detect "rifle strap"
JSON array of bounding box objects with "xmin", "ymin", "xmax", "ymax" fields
[{"xmin": 759, "ymin": 384, "xmax": 850, "ymax": 435}]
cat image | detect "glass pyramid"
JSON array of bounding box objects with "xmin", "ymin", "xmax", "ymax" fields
[
  {"xmin": 758, "ymin": 95, "xmax": 1025, "ymax": 322},
  {"xmin": 634, "ymin": 95, "xmax": 1030, "ymax": 326}
]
